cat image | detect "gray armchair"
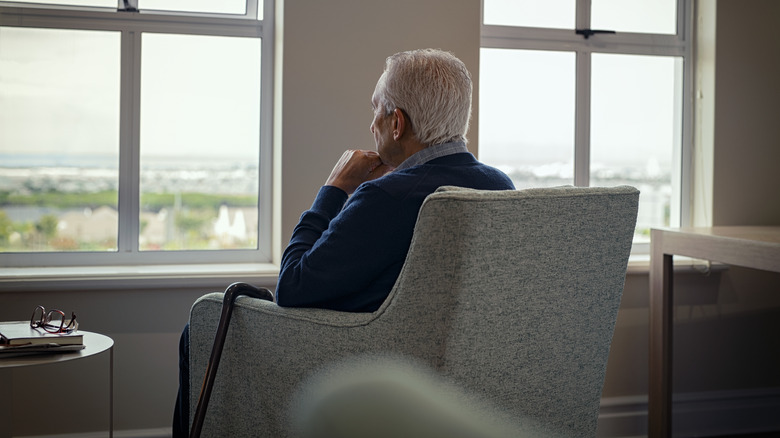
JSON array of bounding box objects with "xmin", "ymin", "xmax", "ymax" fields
[{"xmin": 188, "ymin": 185, "xmax": 639, "ymax": 437}]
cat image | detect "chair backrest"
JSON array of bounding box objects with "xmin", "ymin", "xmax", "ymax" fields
[{"xmin": 377, "ymin": 185, "xmax": 639, "ymax": 437}]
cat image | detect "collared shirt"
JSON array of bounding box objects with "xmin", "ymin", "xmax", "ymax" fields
[{"xmin": 394, "ymin": 140, "xmax": 470, "ymax": 171}]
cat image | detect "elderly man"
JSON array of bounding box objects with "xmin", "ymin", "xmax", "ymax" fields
[
  {"xmin": 173, "ymin": 49, "xmax": 513, "ymax": 437},
  {"xmin": 275, "ymin": 48, "xmax": 514, "ymax": 312}
]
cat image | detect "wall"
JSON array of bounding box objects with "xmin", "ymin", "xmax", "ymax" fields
[
  {"xmin": 2, "ymin": 1, "xmax": 780, "ymax": 437},
  {"xmin": 711, "ymin": 0, "xmax": 780, "ymax": 226}
]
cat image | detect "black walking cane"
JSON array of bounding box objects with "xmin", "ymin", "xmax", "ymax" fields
[{"xmin": 190, "ymin": 282, "xmax": 274, "ymax": 438}]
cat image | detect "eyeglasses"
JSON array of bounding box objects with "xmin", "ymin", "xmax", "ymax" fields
[{"xmin": 30, "ymin": 305, "xmax": 78, "ymax": 334}]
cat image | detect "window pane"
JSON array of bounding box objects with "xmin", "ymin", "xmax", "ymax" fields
[
  {"xmin": 479, "ymin": 48, "xmax": 576, "ymax": 189},
  {"xmin": 3, "ymin": 0, "xmax": 115, "ymax": 7},
  {"xmin": 139, "ymin": 0, "xmax": 247, "ymax": 15},
  {"xmin": 0, "ymin": 27, "xmax": 120, "ymax": 253},
  {"xmin": 6, "ymin": 0, "xmax": 263, "ymax": 17},
  {"xmin": 483, "ymin": 0, "xmax": 575, "ymax": 29},
  {"xmin": 140, "ymin": 33, "xmax": 261, "ymax": 251},
  {"xmin": 591, "ymin": 54, "xmax": 680, "ymax": 242},
  {"xmin": 591, "ymin": 0, "xmax": 677, "ymax": 35}
]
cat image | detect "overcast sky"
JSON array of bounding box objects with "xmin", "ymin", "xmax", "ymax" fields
[{"xmin": 0, "ymin": 26, "xmax": 261, "ymax": 162}]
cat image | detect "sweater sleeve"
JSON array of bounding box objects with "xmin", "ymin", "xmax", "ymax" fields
[
  {"xmin": 280, "ymin": 185, "xmax": 348, "ymax": 262},
  {"xmin": 275, "ymin": 183, "xmax": 412, "ymax": 311}
]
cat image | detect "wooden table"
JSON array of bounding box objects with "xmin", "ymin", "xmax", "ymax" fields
[
  {"xmin": 649, "ymin": 226, "xmax": 780, "ymax": 437},
  {"xmin": 0, "ymin": 331, "xmax": 114, "ymax": 438}
]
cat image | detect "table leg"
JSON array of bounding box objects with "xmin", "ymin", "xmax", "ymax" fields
[
  {"xmin": 650, "ymin": 230, "xmax": 674, "ymax": 437},
  {"xmin": 0, "ymin": 369, "xmax": 12, "ymax": 438},
  {"xmin": 109, "ymin": 346, "xmax": 114, "ymax": 438}
]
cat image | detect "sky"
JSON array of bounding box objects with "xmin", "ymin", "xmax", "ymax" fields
[
  {"xmin": 479, "ymin": 49, "xmax": 680, "ymax": 168},
  {"xmin": 0, "ymin": 26, "xmax": 261, "ymax": 161},
  {"xmin": 0, "ymin": 27, "xmax": 121, "ymax": 157},
  {"xmin": 483, "ymin": 0, "xmax": 676, "ymax": 34}
]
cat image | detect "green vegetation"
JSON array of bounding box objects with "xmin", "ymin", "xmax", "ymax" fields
[
  {"xmin": 141, "ymin": 192, "xmax": 256, "ymax": 211},
  {"xmin": 0, "ymin": 211, "xmax": 12, "ymax": 246},
  {"xmin": 0, "ymin": 190, "xmax": 118, "ymax": 209},
  {"xmin": 35, "ymin": 214, "xmax": 59, "ymax": 238},
  {"xmin": 0, "ymin": 210, "xmax": 91, "ymax": 252}
]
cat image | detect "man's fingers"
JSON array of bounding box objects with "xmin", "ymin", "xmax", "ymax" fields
[{"xmin": 325, "ymin": 149, "xmax": 387, "ymax": 194}]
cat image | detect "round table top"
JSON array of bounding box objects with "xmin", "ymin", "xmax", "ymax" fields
[{"xmin": 0, "ymin": 331, "xmax": 113, "ymax": 369}]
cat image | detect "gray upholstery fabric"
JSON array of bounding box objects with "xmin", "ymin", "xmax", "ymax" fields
[
  {"xmin": 294, "ymin": 354, "xmax": 561, "ymax": 438},
  {"xmin": 189, "ymin": 185, "xmax": 639, "ymax": 437}
]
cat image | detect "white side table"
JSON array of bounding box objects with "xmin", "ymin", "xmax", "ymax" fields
[{"xmin": 0, "ymin": 331, "xmax": 114, "ymax": 438}]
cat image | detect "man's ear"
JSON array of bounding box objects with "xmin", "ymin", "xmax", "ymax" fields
[{"xmin": 392, "ymin": 108, "xmax": 406, "ymax": 141}]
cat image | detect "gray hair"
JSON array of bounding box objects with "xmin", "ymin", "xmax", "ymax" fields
[{"xmin": 373, "ymin": 49, "xmax": 472, "ymax": 146}]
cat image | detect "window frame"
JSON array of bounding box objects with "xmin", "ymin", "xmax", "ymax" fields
[
  {"xmin": 0, "ymin": 0, "xmax": 275, "ymax": 267},
  {"xmin": 480, "ymin": 0, "xmax": 694, "ymax": 255}
]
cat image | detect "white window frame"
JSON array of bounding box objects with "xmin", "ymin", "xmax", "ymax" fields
[
  {"xmin": 480, "ymin": 0, "xmax": 694, "ymax": 255},
  {"xmin": 0, "ymin": 0, "xmax": 275, "ymax": 268}
]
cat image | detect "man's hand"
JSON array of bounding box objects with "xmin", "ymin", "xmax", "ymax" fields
[{"xmin": 325, "ymin": 150, "xmax": 394, "ymax": 195}]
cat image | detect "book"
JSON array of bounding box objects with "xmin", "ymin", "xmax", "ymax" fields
[
  {"xmin": 0, "ymin": 321, "xmax": 83, "ymax": 346},
  {"xmin": 0, "ymin": 342, "xmax": 85, "ymax": 358}
]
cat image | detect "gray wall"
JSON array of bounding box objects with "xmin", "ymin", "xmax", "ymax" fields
[
  {"xmin": 711, "ymin": 0, "xmax": 780, "ymax": 226},
  {"xmin": 1, "ymin": 0, "xmax": 779, "ymax": 436}
]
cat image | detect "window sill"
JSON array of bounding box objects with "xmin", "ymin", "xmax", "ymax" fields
[
  {"xmin": 1, "ymin": 256, "xmax": 723, "ymax": 293},
  {"xmin": 0, "ymin": 263, "xmax": 280, "ymax": 293},
  {"xmin": 626, "ymin": 254, "xmax": 728, "ymax": 275},
  {"xmin": 626, "ymin": 255, "xmax": 652, "ymax": 274}
]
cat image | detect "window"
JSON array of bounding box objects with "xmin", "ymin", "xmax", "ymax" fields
[
  {"xmin": 480, "ymin": 0, "xmax": 692, "ymax": 253},
  {"xmin": 0, "ymin": 0, "xmax": 273, "ymax": 267}
]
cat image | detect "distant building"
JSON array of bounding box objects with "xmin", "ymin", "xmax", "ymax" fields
[{"xmin": 58, "ymin": 206, "xmax": 118, "ymax": 243}]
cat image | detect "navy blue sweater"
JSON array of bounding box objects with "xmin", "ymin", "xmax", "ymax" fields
[{"xmin": 275, "ymin": 152, "xmax": 515, "ymax": 312}]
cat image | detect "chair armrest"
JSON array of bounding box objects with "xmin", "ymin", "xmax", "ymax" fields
[{"xmin": 187, "ymin": 292, "xmax": 416, "ymax": 437}]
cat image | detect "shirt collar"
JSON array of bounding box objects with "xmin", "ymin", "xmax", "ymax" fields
[{"xmin": 395, "ymin": 141, "xmax": 470, "ymax": 171}]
